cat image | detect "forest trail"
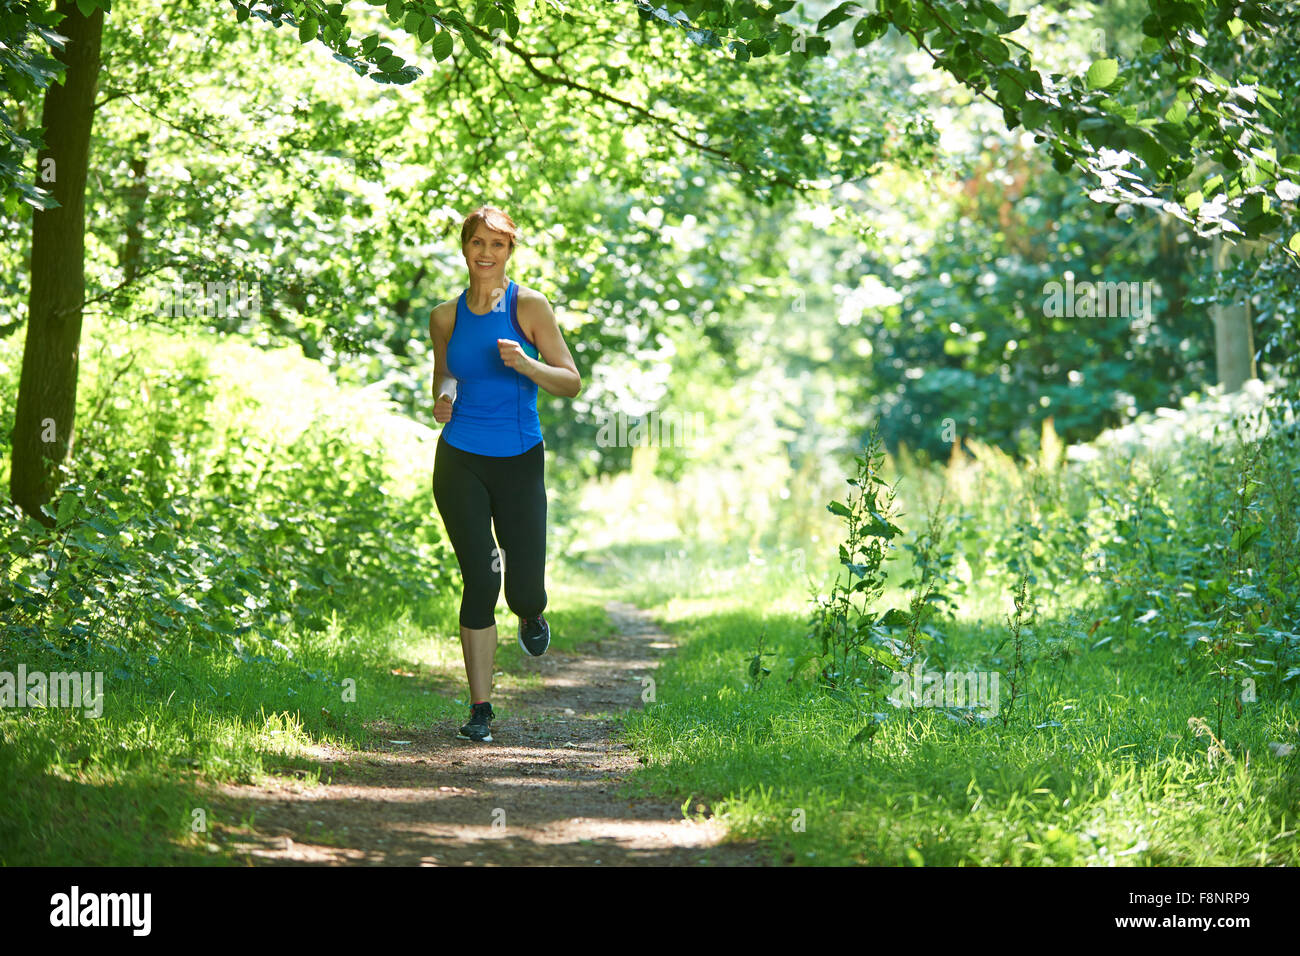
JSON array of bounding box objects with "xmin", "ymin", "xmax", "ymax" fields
[{"xmin": 210, "ymin": 600, "xmax": 766, "ymax": 865}]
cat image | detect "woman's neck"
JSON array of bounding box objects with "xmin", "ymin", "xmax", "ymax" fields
[{"xmin": 467, "ymin": 274, "xmax": 509, "ymax": 312}]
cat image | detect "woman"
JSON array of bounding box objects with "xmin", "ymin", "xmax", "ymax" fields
[{"xmin": 429, "ymin": 206, "xmax": 581, "ymax": 743}]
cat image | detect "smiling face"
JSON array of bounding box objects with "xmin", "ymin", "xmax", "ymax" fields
[{"xmin": 463, "ymin": 224, "xmax": 513, "ymax": 277}]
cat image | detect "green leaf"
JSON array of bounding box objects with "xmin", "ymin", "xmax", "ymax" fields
[
  {"xmin": 878, "ymin": 608, "xmax": 911, "ymax": 627},
  {"xmin": 1241, "ymin": 212, "xmax": 1282, "ymax": 239},
  {"xmin": 75, "ymin": 0, "xmax": 95, "ymax": 17},
  {"xmin": 861, "ymin": 644, "xmax": 901, "ymax": 669},
  {"xmin": 1124, "ymin": 128, "xmax": 1168, "ymax": 171},
  {"xmin": 431, "ymin": 29, "xmax": 453, "ymax": 60},
  {"xmin": 1085, "ymin": 58, "xmax": 1119, "ymax": 90},
  {"xmin": 978, "ymin": 0, "xmax": 1010, "ymax": 25},
  {"xmin": 459, "ymin": 24, "xmax": 487, "ymax": 58},
  {"xmin": 1240, "ymin": 192, "xmax": 1268, "ymax": 220},
  {"xmin": 299, "ymin": 16, "xmax": 318, "ymax": 42},
  {"xmin": 385, "ymin": 0, "xmax": 403, "ymax": 21},
  {"xmin": 83, "ymin": 517, "xmax": 114, "ymax": 536},
  {"xmin": 1020, "ymin": 97, "xmax": 1049, "ymax": 129},
  {"xmin": 803, "ymin": 35, "xmax": 831, "ymax": 56},
  {"xmin": 997, "ymin": 69, "xmax": 1026, "ymax": 108},
  {"xmin": 998, "ymin": 13, "xmax": 1026, "ymax": 34},
  {"xmin": 1289, "ymin": 232, "xmax": 1300, "ymax": 255},
  {"xmin": 418, "ymin": 16, "xmax": 436, "ymax": 44},
  {"xmin": 817, "ymin": 1, "xmax": 861, "ymax": 33},
  {"xmin": 788, "ymin": 652, "xmax": 817, "ymax": 679},
  {"xmin": 853, "ymin": 14, "xmax": 887, "ymax": 47},
  {"xmin": 849, "ymin": 722, "xmax": 880, "ymax": 744},
  {"xmin": 1230, "ymin": 523, "xmax": 1264, "ymax": 552}
]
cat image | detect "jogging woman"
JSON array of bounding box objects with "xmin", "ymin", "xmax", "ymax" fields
[{"xmin": 429, "ymin": 206, "xmax": 581, "ymax": 743}]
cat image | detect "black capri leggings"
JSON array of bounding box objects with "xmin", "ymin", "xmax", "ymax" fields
[{"xmin": 432, "ymin": 435, "xmax": 548, "ymax": 629}]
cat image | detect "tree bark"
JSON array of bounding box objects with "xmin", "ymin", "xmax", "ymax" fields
[
  {"xmin": 9, "ymin": 1, "xmax": 104, "ymax": 523},
  {"xmin": 118, "ymin": 151, "xmax": 147, "ymax": 282},
  {"xmin": 1209, "ymin": 235, "xmax": 1257, "ymax": 394}
]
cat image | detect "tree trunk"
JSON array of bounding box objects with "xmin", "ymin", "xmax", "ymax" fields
[
  {"xmin": 9, "ymin": 1, "xmax": 104, "ymax": 523},
  {"xmin": 119, "ymin": 152, "xmax": 147, "ymax": 282},
  {"xmin": 1209, "ymin": 235, "xmax": 1257, "ymax": 394}
]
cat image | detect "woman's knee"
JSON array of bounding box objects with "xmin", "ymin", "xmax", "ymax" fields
[
  {"xmin": 504, "ymin": 578, "xmax": 546, "ymax": 620},
  {"xmin": 460, "ymin": 611, "xmax": 497, "ymax": 629},
  {"xmin": 459, "ymin": 565, "xmax": 502, "ymax": 629},
  {"xmin": 459, "ymin": 590, "xmax": 498, "ymax": 629}
]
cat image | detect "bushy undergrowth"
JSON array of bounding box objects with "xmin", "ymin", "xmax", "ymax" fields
[
  {"xmin": 1, "ymin": 326, "xmax": 456, "ymax": 674},
  {"xmin": 820, "ymin": 394, "xmax": 1300, "ymax": 749},
  {"xmin": 615, "ymin": 388, "xmax": 1300, "ymax": 865},
  {"xmin": 0, "ymin": 325, "xmax": 470, "ymax": 863}
]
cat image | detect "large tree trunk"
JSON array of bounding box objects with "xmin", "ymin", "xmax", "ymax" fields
[
  {"xmin": 9, "ymin": 1, "xmax": 104, "ymax": 523},
  {"xmin": 1209, "ymin": 235, "xmax": 1257, "ymax": 394}
]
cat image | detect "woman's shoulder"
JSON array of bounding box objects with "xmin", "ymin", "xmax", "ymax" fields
[
  {"xmin": 512, "ymin": 282, "xmax": 554, "ymax": 313},
  {"xmin": 429, "ymin": 295, "xmax": 461, "ymax": 337}
]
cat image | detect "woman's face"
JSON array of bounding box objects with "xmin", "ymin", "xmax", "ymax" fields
[{"xmin": 464, "ymin": 224, "xmax": 513, "ymax": 277}]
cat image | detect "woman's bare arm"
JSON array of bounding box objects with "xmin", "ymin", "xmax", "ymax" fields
[
  {"xmin": 430, "ymin": 301, "xmax": 457, "ymax": 421},
  {"xmin": 500, "ymin": 288, "xmax": 581, "ymax": 398}
]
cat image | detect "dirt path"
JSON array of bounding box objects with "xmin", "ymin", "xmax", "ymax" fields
[{"xmin": 210, "ymin": 600, "xmax": 767, "ymax": 865}]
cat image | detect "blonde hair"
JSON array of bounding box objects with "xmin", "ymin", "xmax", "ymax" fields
[{"xmin": 461, "ymin": 205, "xmax": 519, "ymax": 251}]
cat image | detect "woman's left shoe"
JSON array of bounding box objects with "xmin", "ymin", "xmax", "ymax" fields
[
  {"xmin": 518, "ymin": 614, "xmax": 550, "ymax": 656},
  {"xmin": 457, "ymin": 701, "xmax": 495, "ymax": 742}
]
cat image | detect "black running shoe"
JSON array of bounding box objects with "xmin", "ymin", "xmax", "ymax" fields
[
  {"xmin": 457, "ymin": 702, "xmax": 495, "ymax": 742},
  {"xmin": 518, "ymin": 613, "xmax": 550, "ymax": 656}
]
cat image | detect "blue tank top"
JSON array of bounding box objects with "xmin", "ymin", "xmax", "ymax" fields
[{"xmin": 441, "ymin": 278, "xmax": 543, "ymax": 457}]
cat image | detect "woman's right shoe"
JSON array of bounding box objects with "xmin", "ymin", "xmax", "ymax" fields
[
  {"xmin": 457, "ymin": 701, "xmax": 495, "ymax": 742},
  {"xmin": 518, "ymin": 614, "xmax": 550, "ymax": 656}
]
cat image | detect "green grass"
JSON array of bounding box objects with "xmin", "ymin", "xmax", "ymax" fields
[
  {"xmin": 0, "ymin": 580, "xmax": 611, "ymax": 865},
  {"xmin": 5, "ymin": 502, "xmax": 1297, "ymax": 867},
  {"xmin": 590, "ymin": 535, "xmax": 1300, "ymax": 866}
]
